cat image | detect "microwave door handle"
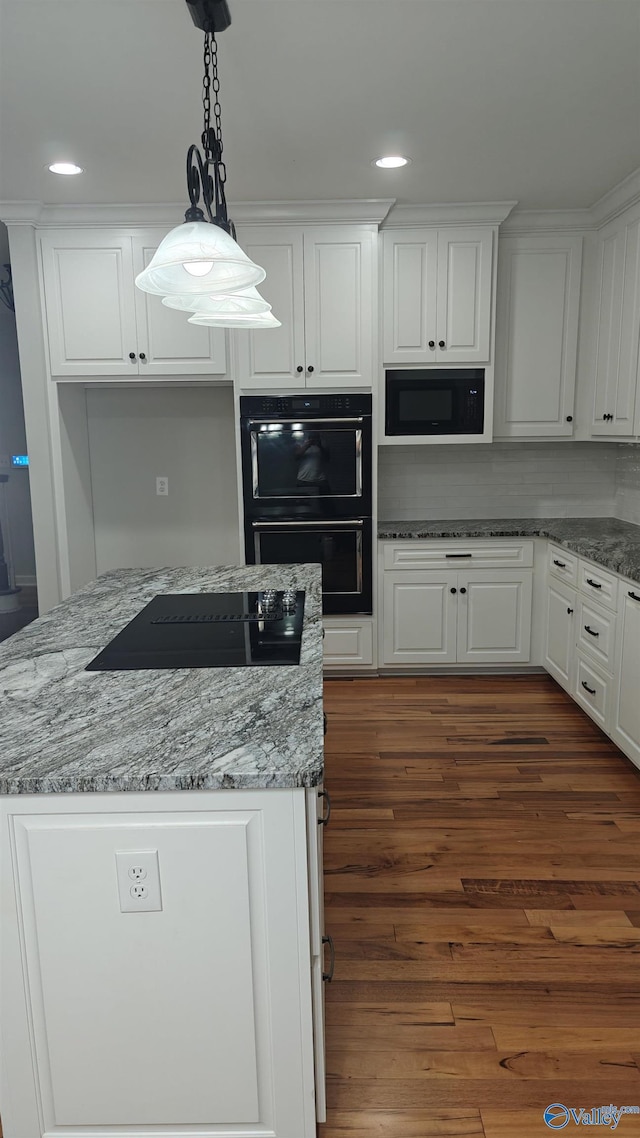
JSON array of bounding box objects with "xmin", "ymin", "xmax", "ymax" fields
[{"xmin": 252, "ymin": 519, "xmax": 364, "ymax": 528}]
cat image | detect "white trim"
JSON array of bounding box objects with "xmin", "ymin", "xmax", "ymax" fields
[
  {"xmin": 590, "ymin": 166, "xmax": 640, "ymax": 228},
  {"xmin": 382, "ymin": 201, "xmax": 517, "ymax": 228},
  {"xmin": 0, "ymin": 199, "xmax": 396, "ymax": 229},
  {"xmin": 502, "ymin": 209, "xmax": 592, "ymax": 235},
  {"xmin": 14, "ymin": 575, "xmax": 37, "ymax": 589}
]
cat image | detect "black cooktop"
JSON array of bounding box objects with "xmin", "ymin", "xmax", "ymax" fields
[{"xmin": 85, "ymin": 591, "xmax": 305, "ymax": 671}]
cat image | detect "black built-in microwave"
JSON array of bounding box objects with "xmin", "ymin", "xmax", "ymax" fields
[{"xmin": 385, "ymin": 369, "xmax": 485, "ymax": 436}]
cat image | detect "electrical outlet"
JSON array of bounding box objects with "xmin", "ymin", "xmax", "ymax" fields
[
  {"xmin": 156, "ymin": 476, "xmax": 169, "ymax": 496},
  {"xmin": 115, "ymin": 850, "xmax": 162, "ymax": 913}
]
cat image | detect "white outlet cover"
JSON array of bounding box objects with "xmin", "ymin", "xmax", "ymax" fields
[
  {"xmin": 156, "ymin": 476, "xmax": 169, "ymax": 496},
  {"xmin": 115, "ymin": 849, "xmax": 162, "ymax": 913}
]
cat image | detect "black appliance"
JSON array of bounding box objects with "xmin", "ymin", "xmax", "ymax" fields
[
  {"xmin": 240, "ymin": 394, "xmax": 373, "ymax": 615},
  {"xmin": 85, "ymin": 591, "xmax": 305, "ymax": 670},
  {"xmin": 385, "ymin": 369, "xmax": 485, "ymax": 436}
]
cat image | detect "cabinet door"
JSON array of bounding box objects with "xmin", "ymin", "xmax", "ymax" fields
[
  {"xmin": 132, "ymin": 233, "xmax": 227, "ymax": 376},
  {"xmin": 382, "ymin": 230, "xmax": 438, "ymax": 364},
  {"xmin": 544, "ymin": 578, "xmax": 577, "ymax": 691},
  {"xmin": 611, "ymin": 587, "xmax": 640, "ymax": 770},
  {"xmin": 457, "ymin": 570, "xmax": 532, "ymax": 663},
  {"xmin": 591, "ymin": 216, "xmax": 640, "ymax": 436},
  {"xmin": 40, "ymin": 231, "xmax": 138, "ymax": 376},
  {"xmin": 382, "ymin": 571, "xmax": 457, "ymax": 664},
  {"xmin": 436, "ymin": 228, "xmax": 493, "ymax": 363},
  {"xmin": 303, "ymin": 227, "xmax": 374, "ymax": 388},
  {"xmin": 234, "ymin": 227, "xmax": 305, "ymax": 389},
  {"xmin": 494, "ymin": 236, "xmax": 582, "ymax": 437}
]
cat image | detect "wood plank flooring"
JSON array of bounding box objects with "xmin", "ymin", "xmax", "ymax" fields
[{"xmin": 318, "ymin": 675, "xmax": 640, "ymax": 1138}]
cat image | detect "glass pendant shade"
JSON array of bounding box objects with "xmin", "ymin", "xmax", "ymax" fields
[
  {"xmin": 188, "ymin": 310, "xmax": 282, "ymax": 329},
  {"xmin": 135, "ymin": 222, "xmax": 266, "ymax": 296},
  {"xmin": 162, "ymin": 286, "xmax": 271, "ymax": 316}
]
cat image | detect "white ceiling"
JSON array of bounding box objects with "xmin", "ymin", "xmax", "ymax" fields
[{"xmin": 0, "ymin": 0, "xmax": 639, "ymax": 211}]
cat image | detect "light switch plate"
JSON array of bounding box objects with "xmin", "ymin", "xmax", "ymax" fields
[{"xmin": 115, "ymin": 849, "xmax": 163, "ymax": 913}]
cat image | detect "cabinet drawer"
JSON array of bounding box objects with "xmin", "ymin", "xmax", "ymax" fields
[
  {"xmin": 578, "ymin": 560, "xmax": 618, "ymax": 610},
  {"xmin": 547, "ymin": 543, "xmax": 578, "ymax": 585},
  {"xmin": 576, "ymin": 597, "xmax": 617, "ymax": 671},
  {"xmin": 574, "ymin": 652, "xmax": 611, "ymax": 730},
  {"xmin": 323, "ymin": 620, "xmax": 373, "ymax": 667},
  {"xmin": 383, "ymin": 540, "xmax": 533, "ymax": 571}
]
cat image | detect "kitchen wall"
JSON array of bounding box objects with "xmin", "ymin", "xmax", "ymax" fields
[
  {"xmin": 86, "ymin": 387, "xmax": 240, "ymax": 574},
  {"xmin": 378, "ymin": 441, "xmax": 619, "ymax": 521},
  {"xmin": 0, "ymin": 302, "xmax": 36, "ymax": 585},
  {"xmin": 615, "ymin": 444, "xmax": 640, "ymax": 525}
]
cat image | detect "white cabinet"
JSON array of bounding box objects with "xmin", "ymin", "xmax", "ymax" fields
[
  {"xmin": 494, "ymin": 235, "xmax": 583, "ymax": 437},
  {"xmin": 381, "ymin": 546, "xmax": 532, "ymax": 667},
  {"xmin": 591, "ymin": 211, "xmax": 640, "ymax": 436},
  {"xmin": 235, "ymin": 225, "xmax": 375, "ymax": 389},
  {"xmin": 382, "ymin": 227, "xmax": 494, "ymax": 364},
  {"xmin": 611, "ymin": 584, "xmax": 640, "ymax": 770},
  {"xmin": 39, "ymin": 229, "xmax": 227, "ymax": 378},
  {"xmin": 544, "ymin": 577, "xmax": 576, "ymax": 691},
  {"xmin": 323, "ymin": 618, "xmax": 374, "ymax": 669},
  {"xmin": 0, "ymin": 788, "xmax": 320, "ymax": 1137}
]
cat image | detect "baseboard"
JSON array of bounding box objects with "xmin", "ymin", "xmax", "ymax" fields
[{"xmin": 15, "ymin": 574, "xmax": 37, "ymax": 588}]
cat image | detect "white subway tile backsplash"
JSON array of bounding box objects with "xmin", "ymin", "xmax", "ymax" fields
[{"xmin": 378, "ymin": 442, "xmax": 620, "ymax": 521}]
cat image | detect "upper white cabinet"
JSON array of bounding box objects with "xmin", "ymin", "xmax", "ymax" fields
[
  {"xmin": 590, "ymin": 209, "xmax": 640, "ymax": 436},
  {"xmin": 382, "ymin": 227, "xmax": 494, "ymax": 364},
  {"xmin": 39, "ymin": 229, "xmax": 227, "ymax": 378},
  {"xmin": 235, "ymin": 225, "xmax": 375, "ymax": 389},
  {"xmin": 494, "ymin": 234, "xmax": 583, "ymax": 437}
]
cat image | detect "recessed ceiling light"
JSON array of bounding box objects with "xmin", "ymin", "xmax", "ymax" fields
[
  {"xmin": 374, "ymin": 156, "xmax": 411, "ymax": 169},
  {"xmin": 48, "ymin": 162, "xmax": 83, "ymax": 176}
]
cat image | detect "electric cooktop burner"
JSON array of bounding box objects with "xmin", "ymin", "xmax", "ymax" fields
[{"xmin": 85, "ymin": 590, "xmax": 305, "ymax": 671}]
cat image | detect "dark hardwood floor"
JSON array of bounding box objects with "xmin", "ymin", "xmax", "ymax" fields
[{"xmin": 319, "ymin": 675, "xmax": 640, "ymax": 1138}]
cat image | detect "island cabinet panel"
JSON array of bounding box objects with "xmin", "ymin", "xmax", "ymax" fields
[
  {"xmin": 0, "ymin": 791, "xmax": 318, "ymax": 1138},
  {"xmin": 611, "ymin": 585, "xmax": 640, "ymax": 770}
]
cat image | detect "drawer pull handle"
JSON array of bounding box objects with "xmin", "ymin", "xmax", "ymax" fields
[
  {"xmin": 553, "ymin": 559, "xmax": 567, "ymax": 568},
  {"xmin": 581, "ymin": 680, "xmax": 597, "ymax": 696},
  {"xmin": 445, "ymin": 553, "xmax": 472, "ymax": 559},
  {"xmin": 629, "ymin": 591, "xmax": 640, "ymax": 603},
  {"xmin": 322, "ymin": 934, "xmax": 336, "ymax": 982},
  {"xmin": 586, "ymin": 578, "xmax": 602, "ymax": 589},
  {"xmin": 584, "ymin": 625, "xmax": 599, "ymax": 638},
  {"xmin": 318, "ymin": 789, "xmax": 331, "ymax": 826}
]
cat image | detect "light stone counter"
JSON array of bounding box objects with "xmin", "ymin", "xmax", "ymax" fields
[{"xmin": 0, "ymin": 564, "xmax": 324, "ymax": 794}]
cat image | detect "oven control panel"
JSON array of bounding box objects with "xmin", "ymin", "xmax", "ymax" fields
[{"xmin": 241, "ymin": 394, "xmax": 372, "ymax": 416}]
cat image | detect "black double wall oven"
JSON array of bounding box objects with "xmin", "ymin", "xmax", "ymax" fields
[{"xmin": 240, "ymin": 394, "xmax": 373, "ymax": 614}]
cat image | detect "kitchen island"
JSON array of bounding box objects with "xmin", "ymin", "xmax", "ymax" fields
[{"xmin": 0, "ymin": 565, "xmax": 326, "ymax": 1138}]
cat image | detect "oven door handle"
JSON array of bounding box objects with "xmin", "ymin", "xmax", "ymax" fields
[
  {"xmin": 251, "ymin": 519, "xmax": 365, "ymax": 528},
  {"xmin": 247, "ymin": 417, "xmax": 365, "ymax": 427}
]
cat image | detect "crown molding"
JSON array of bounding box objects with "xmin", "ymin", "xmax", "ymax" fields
[
  {"xmin": 590, "ymin": 166, "xmax": 640, "ymax": 228},
  {"xmin": 501, "ymin": 208, "xmax": 592, "ymax": 235},
  {"xmin": 382, "ymin": 201, "xmax": 517, "ymax": 228},
  {"xmin": 0, "ymin": 199, "xmax": 396, "ymax": 229}
]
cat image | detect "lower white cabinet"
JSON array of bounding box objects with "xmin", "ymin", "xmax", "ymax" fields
[
  {"xmin": 544, "ymin": 577, "xmax": 576, "ymax": 691},
  {"xmin": 382, "ymin": 567, "xmax": 532, "ymax": 666},
  {"xmin": 611, "ymin": 585, "xmax": 640, "ymax": 769},
  {"xmin": 323, "ymin": 618, "xmax": 374, "ymax": 669},
  {"xmin": 0, "ymin": 788, "xmax": 323, "ymax": 1137}
]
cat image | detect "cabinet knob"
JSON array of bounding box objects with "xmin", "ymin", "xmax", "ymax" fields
[
  {"xmin": 307, "ymin": 365, "xmax": 314, "ymax": 374},
  {"xmin": 567, "ymin": 607, "xmax": 574, "ymax": 615},
  {"xmin": 438, "ymin": 340, "xmax": 445, "ymax": 349},
  {"xmin": 296, "ymin": 365, "xmax": 303, "ymax": 373},
  {"xmin": 459, "ymin": 587, "xmax": 467, "ymax": 595},
  {"xmin": 139, "ymin": 352, "xmax": 146, "ymax": 362},
  {"xmin": 129, "ymin": 352, "xmax": 136, "ymax": 361},
  {"xmin": 566, "ymin": 415, "xmax": 573, "ymax": 422},
  {"xmin": 428, "ymin": 340, "xmax": 435, "ymax": 349},
  {"xmin": 450, "ymin": 587, "xmax": 457, "ymax": 594}
]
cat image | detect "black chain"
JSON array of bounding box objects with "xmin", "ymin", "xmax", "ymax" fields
[{"xmin": 185, "ymin": 28, "xmax": 233, "ymax": 233}]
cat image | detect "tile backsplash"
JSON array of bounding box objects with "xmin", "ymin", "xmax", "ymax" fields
[
  {"xmin": 615, "ymin": 445, "xmax": 640, "ymax": 525},
  {"xmin": 378, "ymin": 442, "xmax": 620, "ymax": 521}
]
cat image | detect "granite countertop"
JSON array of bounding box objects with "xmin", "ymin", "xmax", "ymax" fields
[
  {"xmin": 377, "ymin": 517, "xmax": 640, "ymax": 584},
  {"xmin": 0, "ymin": 565, "xmax": 324, "ymax": 795}
]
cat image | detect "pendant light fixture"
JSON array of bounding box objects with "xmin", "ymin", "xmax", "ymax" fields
[
  {"xmin": 188, "ymin": 311, "xmax": 282, "ymax": 329},
  {"xmin": 135, "ymin": 0, "xmax": 276, "ymax": 328}
]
